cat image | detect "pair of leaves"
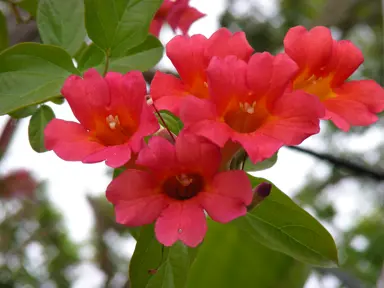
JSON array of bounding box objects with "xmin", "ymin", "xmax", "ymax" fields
[{"xmin": 0, "ymin": 0, "xmax": 163, "ymax": 116}]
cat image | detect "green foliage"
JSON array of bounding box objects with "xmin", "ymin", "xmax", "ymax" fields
[
  {"xmin": 78, "ymin": 36, "xmax": 164, "ymax": 73},
  {"xmin": 0, "ymin": 43, "xmax": 79, "ymax": 115},
  {"xmin": 158, "ymin": 111, "xmax": 184, "ymax": 136},
  {"xmin": 16, "ymin": 0, "xmax": 39, "ymax": 17},
  {"xmin": 0, "ymin": 10, "xmax": 8, "ymax": 52},
  {"xmin": 186, "ymin": 221, "xmax": 310, "ymax": 288},
  {"xmin": 9, "ymin": 105, "xmax": 38, "ymax": 119},
  {"xmin": 28, "ymin": 105, "xmax": 55, "ymax": 152},
  {"xmin": 129, "ymin": 225, "xmax": 164, "ymax": 288},
  {"xmin": 146, "ymin": 241, "xmax": 190, "ymax": 288},
  {"xmin": 235, "ymin": 176, "xmax": 339, "ymax": 267},
  {"xmin": 84, "ymin": 0, "xmax": 162, "ymax": 56},
  {"xmin": 37, "ymin": 0, "xmax": 86, "ymax": 55}
]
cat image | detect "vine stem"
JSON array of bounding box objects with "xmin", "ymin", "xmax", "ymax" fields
[
  {"xmin": 151, "ymin": 101, "xmax": 176, "ymax": 142},
  {"xmin": 103, "ymin": 49, "xmax": 111, "ymax": 76}
]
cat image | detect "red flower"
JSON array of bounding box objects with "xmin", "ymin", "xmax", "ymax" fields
[
  {"xmin": 180, "ymin": 53, "xmax": 325, "ymax": 163},
  {"xmin": 44, "ymin": 69, "xmax": 159, "ymax": 168},
  {"xmin": 150, "ymin": 0, "xmax": 205, "ymax": 37},
  {"xmin": 106, "ymin": 134, "xmax": 252, "ymax": 247},
  {"xmin": 150, "ymin": 28, "xmax": 254, "ymax": 115},
  {"xmin": 284, "ymin": 26, "xmax": 384, "ymax": 131},
  {"xmin": 0, "ymin": 170, "xmax": 37, "ymax": 198}
]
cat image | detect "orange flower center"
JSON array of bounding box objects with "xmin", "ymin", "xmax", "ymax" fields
[
  {"xmin": 90, "ymin": 114, "xmax": 136, "ymax": 146},
  {"xmin": 223, "ymin": 99, "xmax": 269, "ymax": 134},
  {"xmin": 293, "ymin": 72, "xmax": 335, "ymax": 101},
  {"xmin": 162, "ymin": 173, "xmax": 204, "ymax": 200}
]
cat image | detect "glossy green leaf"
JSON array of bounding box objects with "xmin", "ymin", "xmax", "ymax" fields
[
  {"xmin": 28, "ymin": 105, "xmax": 55, "ymax": 153},
  {"xmin": 146, "ymin": 241, "xmax": 190, "ymax": 288},
  {"xmin": 78, "ymin": 36, "xmax": 163, "ymax": 73},
  {"xmin": 244, "ymin": 152, "xmax": 278, "ymax": 172},
  {"xmin": 37, "ymin": 0, "xmax": 86, "ymax": 55},
  {"xmin": 158, "ymin": 111, "xmax": 184, "ymax": 136},
  {"xmin": 9, "ymin": 105, "xmax": 38, "ymax": 119},
  {"xmin": 0, "ymin": 43, "xmax": 79, "ymax": 115},
  {"xmin": 129, "ymin": 225, "xmax": 163, "ymax": 288},
  {"xmin": 107, "ymin": 35, "xmax": 163, "ymax": 73},
  {"xmin": 17, "ymin": 0, "xmax": 38, "ymax": 17},
  {"xmin": 77, "ymin": 43, "xmax": 105, "ymax": 72},
  {"xmin": 235, "ymin": 176, "xmax": 339, "ymax": 267},
  {"xmin": 0, "ymin": 10, "xmax": 8, "ymax": 52},
  {"xmin": 186, "ymin": 221, "xmax": 310, "ymax": 288},
  {"xmin": 84, "ymin": 0, "xmax": 162, "ymax": 55}
]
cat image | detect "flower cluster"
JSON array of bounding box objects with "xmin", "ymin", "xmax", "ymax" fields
[{"xmin": 44, "ymin": 20, "xmax": 384, "ymax": 246}]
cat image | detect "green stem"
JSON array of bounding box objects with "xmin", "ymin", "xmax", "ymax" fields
[{"xmin": 103, "ymin": 49, "xmax": 111, "ymax": 76}]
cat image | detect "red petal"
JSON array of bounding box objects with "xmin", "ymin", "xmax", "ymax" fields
[
  {"xmin": 263, "ymin": 90, "xmax": 324, "ymax": 145},
  {"xmin": 166, "ymin": 34, "xmax": 208, "ymax": 85},
  {"xmin": 324, "ymin": 98, "xmax": 379, "ymax": 131},
  {"xmin": 150, "ymin": 71, "xmax": 189, "ymax": 115},
  {"xmin": 206, "ymin": 55, "xmax": 249, "ymax": 116},
  {"xmin": 83, "ymin": 144, "xmax": 132, "ymax": 168},
  {"xmin": 232, "ymin": 132, "xmax": 283, "ymax": 164},
  {"xmin": 150, "ymin": 18, "xmax": 164, "ymax": 37},
  {"xmin": 328, "ymin": 40, "xmax": 364, "ymax": 87},
  {"xmin": 136, "ymin": 136, "xmax": 178, "ymax": 177},
  {"xmin": 200, "ymin": 170, "xmax": 252, "ymax": 223},
  {"xmin": 61, "ymin": 69, "xmax": 110, "ymax": 130},
  {"xmin": 44, "ymin": 119, "xmax": 104, "ymax": 161},
  {"xmin": 155, "ymin": 201, "xmax": 207, "ymax": 247},
  {"xmin": 205, "ymin": 28, "xmax": 254, "ymax": 61},
  {"xmin": 114, "ymin": 195, "xmax": 166, "ymax": 226},
  {"xmin": 333, "ymin": 80, "xmax": 384, "ymax": 113},
  {"xmin": 170, "ymin": 7, "xmax": 205, "ymax": 34},
  {"xmin": 106, "ymin": 169, "xmax": 166, "ymax": 226},
  {"xmin": 246, "ymin": 52, "xmax": 298, "ymax": 107},
  {"xmin": 175, "ymin": 133, "xmax": 221, "ymax": 178},
  {"xmin": 284, "ymin": 26, "xmax": 333, "ymax": 74},
  {"xmin": 106, "ymin": 71, "xmax": 147, "ymax": 124}
]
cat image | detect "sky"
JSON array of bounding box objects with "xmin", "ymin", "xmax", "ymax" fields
[{"xmin": 0, "ymin": 0, "xmax": 379, "ymax": 287}]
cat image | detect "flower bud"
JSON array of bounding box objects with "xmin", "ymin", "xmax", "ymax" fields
[{"xmin": 247, "ymin": 182, "xmax": 272, "ymax": 212}]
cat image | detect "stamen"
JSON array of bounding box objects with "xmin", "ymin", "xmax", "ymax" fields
[
  {"xmin": 106, "ymin": 115, "xmax": 120, "ymax": 130},
  {"xmin": 239, "ymin": 101, "xmax": 256, "ymax": 114},
  {"xmin": 178, "ymin": 228, "xmax": 183, "ymax": 234},
  {"xmin": 204, "ymin": 82, "xmax": 208, "ymax": 88},
  {"xmin": 176, "ymin": 174, "xmax": 193, "ymax": 186}
]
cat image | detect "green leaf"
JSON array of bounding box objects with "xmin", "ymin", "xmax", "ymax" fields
[
  {"xmin": 146, "ymin": 241, "xmax": 190, "ymax": 288},
  {"xmin": 0, "ymin": 10, "xmax": 9, "ymax": 52},
  {"xmin": 17, "ymin": 0, "xmax": 38, "ymax": 17},
  {"xmin": 84, "ymin": 0, "xmax": 162, "ymax": 55},
  {"xmin": 37, "ymin": 0, "xmax": 86, "ymax": 56},
  {"xmin": 107, "ymin": 35, "xmax": 163, "ymax": 73},
  {"xmin": 9, "ymin": 105, "xmax": 38, "ymax": 119},
  {"xmin": 186, "ymin": 221, "xmax": 310, "ymax": 288},
  {"xmin": 158, "ymin": 111, "xmax": 184, "ymax": 136},
  {"xmin": 113, "ymin": 166, "xmax": 127, "ymax": 179},
  {"xmin": 28, "ymin": 105, "xmax": 55, "ymax": 153},
  {"xmin": 0, "ymin": 43, "xmax": 79, "ymax": 115},
  {"xmin": 234, "ymin": 176, "xmax": 339, "ymax": 267},
  {"xmin": 78, "ymin": 36, "xmax": 163, "ymax": 73},
  {"xmin": 244, "ymin": 152, "xmax": 278, "ymax": 172},
  {"xmin": 129, "ymin": 225, "xmax": 163, "ymax": 288},
  {"xmin": 77, "ymin": 43, "xmax": 105, "ymax": 72}
]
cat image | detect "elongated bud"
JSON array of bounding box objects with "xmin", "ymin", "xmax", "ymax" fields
[{"xmin": 247, "ymin": 182, "xmax": 272, "ymax": 212}]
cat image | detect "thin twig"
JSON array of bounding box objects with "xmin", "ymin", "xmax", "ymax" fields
[
  {"xmin": 288, "ymin": 146, "xmax": 384, "ymax": 181},
  {"xmin": 152, "ymin": 102, "xmax": 176, "ymax": 142}
]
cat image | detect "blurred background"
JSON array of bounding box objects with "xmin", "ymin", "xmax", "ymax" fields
[{"xmin": 0, "ymin": 0, "xmax": 383, "ymax": 287}]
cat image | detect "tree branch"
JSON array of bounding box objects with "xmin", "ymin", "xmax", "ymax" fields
[{"xmin": 288, "ymin": 146, "xmax": 384, "ymax": 181}]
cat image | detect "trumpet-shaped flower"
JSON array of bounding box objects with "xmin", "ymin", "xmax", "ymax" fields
[
  {"xmin": 150, "ymin": 0, "xmax": 205, "ymax": 37},
  {"xmin": 284, "ymin": 26, "xmax": 384, "ymax": 131},
  {"xmin": 150, "ymin": 28, "xmax": 254, "ymax": 115},
  {"xmin": 106, "ymin": 134, "xmax": 252, "ymax": 247},
  {"xmin": 44, "ymin": 69, "xmax": 159, "ymax": 168},
  {"xmin": 180, "ymin": 53, "xmax": 325, "ymax": 163}
]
